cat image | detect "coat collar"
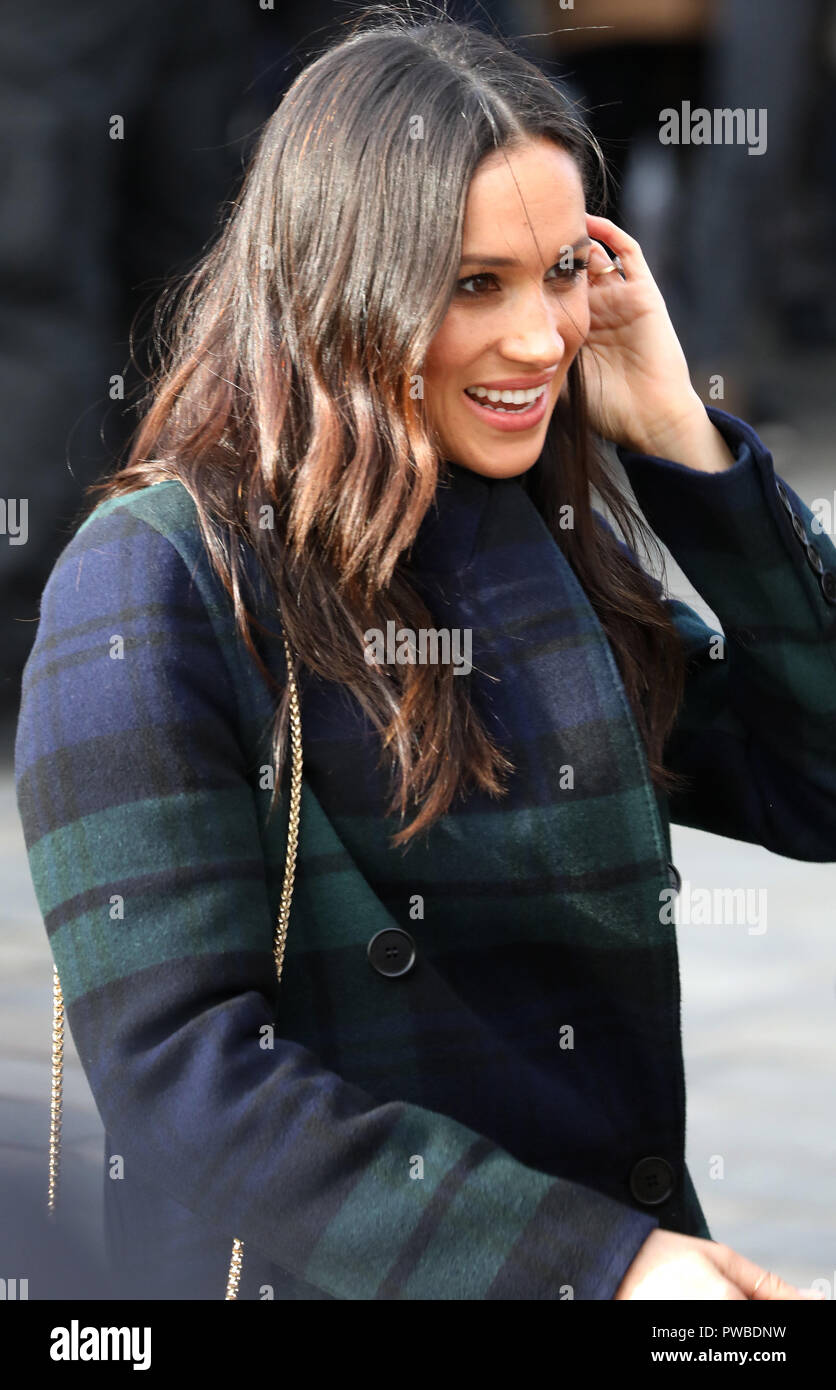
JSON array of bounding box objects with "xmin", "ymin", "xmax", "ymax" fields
[{"xmin": 406, "ymin": 460, "xmax": 525, "ymax": 577}]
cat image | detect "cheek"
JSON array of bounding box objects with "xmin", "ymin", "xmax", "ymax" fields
[{"xmin": 424, "ymin": 316, "xmax": 476, "ymax": 385}]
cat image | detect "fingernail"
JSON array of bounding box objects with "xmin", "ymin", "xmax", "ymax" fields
[{"xmin": 798, "ymin": 1288, "xmax": 827, "ymax": 1299}]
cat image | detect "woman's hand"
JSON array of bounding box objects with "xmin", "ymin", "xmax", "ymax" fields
[
  {"xmin": 581, "ymin": 212, "xmax": 712, "ymax": 461},
  {"xmin": 614, "ymin": 1230, "xmax": 827, "ymax": 1300}
]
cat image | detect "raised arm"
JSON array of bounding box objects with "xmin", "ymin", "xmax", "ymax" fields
[{"xmin": 613, "ymin": 405, "xmax": 836, "ymax": 861}]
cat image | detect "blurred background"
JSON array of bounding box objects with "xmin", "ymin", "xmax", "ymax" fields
[{"xmin": 1, "ymin": 0, "xmax": 835, "ymax": 1298}]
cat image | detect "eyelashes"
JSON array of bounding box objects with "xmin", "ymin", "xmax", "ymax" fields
[{"xmin": 455, "ymin": 259, "xmax": 590, "ymax": 298}]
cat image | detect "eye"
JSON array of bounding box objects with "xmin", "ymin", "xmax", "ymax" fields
[
  {"xmin": 455, "ymin": 272, "xmax": 497, "ymax": 296},
  {"xmin": 548, "ymin": 257, "xmax": 590, "ymax": 285},
  {"xmin": 455, "ymin": 259, "xmax": 590, "ymax": 297}
]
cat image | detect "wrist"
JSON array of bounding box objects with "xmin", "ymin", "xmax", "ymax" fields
[
  {"xmin": 628, "ymin": 393, "xmax": 706, "ymax": 458},
  {"xmin": 626, "ymin": 397, "xmax": 736, "ymax": 474}
]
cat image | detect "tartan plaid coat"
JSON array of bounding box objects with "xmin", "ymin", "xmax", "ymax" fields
[{"xmin": 14, "ymin": 405, "xmax": 836, "ymax": 1300}]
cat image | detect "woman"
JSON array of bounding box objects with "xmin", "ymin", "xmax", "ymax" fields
[{"xmin": 14, "ymin": 8, "xmax": 836, "ymax": 1300}]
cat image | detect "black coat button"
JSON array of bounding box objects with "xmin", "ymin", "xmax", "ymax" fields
[
  {"xmin": 775, "ymin": 479, "xmax": 793, "ymax": 511},
  {"xmin": 791, "ymin": 512, "xmax": 807, "ymax": 543},
  {"xmin": 806, "ymin": 541, "xmax": 825, "ymax": 575},
  {"xmin": 367, "ymin": 928, "xmax": 416, "ymax": 977},
  {"xmin": 821, "ymin": 571, "xmax": 836, "ymax": 605},
  {"xmin": 666, "ymin": 862, "xmax": 682, "ymax": 894},
  {"xmin": 630, "ymin": 1156, "xmax": 676, "ymax": 1206}
]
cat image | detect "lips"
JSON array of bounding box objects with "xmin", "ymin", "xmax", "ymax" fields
[
  {"xmin": 465, "ymin": 370, "xmax": 557, "ymax": 391},
  {"xmin": 461, "ymin": 380, "xmax": 552, "ymax": 432}
]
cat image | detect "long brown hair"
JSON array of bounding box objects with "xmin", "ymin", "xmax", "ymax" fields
[{"xmin": 81, "ymin": 4, "xmax": 688, "ymax": 848}]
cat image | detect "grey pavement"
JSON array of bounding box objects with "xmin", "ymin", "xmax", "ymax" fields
[{"xmin": 2, "ymin": 357, "xmax": 835, "ymax": 1295}]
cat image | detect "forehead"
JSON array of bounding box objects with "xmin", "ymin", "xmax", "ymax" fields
[{"xmin": 462, "ymin": 138, "xmax": 584, "ymax": 236}]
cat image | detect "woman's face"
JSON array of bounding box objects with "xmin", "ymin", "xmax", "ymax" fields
[{"xmin": 422, "ymin": 136, "xmax": 591, "ymax": 479}]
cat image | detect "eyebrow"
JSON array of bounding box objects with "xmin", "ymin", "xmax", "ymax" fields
[{"xmin": 459, "ymin": 235, "xmax": 593, "ymax": 267}]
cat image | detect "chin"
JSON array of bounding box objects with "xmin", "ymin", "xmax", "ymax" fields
[
  {"xmin": 447, "ymin": 441, "xmax": 544, "ymax": 480},
  {"xmin": 463, "ymin": 457, "xmax": 538, "ymax": 479}
]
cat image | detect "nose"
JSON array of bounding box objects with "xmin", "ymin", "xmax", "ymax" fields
[{"xmin": 496, "ymin": 286, "xmax": 572, "ymax": 368}]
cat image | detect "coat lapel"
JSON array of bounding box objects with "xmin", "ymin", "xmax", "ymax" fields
[{"xmin": 247, "ymin": 465, "xmax": 687, "ymax": 1190}]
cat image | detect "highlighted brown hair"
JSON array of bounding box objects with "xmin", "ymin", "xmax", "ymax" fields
[{"xmin": 83, "ymin": 5, "xmax": 687, "ymax": 848}]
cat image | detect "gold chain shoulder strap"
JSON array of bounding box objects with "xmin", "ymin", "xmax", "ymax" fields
[{"xmin": 48, "ymin": 635, "xmax": 303, "ymax": 1302}]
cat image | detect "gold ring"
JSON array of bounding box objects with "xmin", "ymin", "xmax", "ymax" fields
[{"xmin": 590, "ymin": 255, "xmax": 626, "ymax": 280}]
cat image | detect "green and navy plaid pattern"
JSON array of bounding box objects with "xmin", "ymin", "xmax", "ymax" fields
[{"xmin": 14, "ymin": 405, "xmax": 836, "ymax": 1299}]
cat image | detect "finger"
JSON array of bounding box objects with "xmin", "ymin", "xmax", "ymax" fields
[
  {"xmin": 709, "ymin": 1244, "xmax": 803, "ymax": 1301},
  {"xmin": 751, "ymin": 1270, "xmax": 810, "ymax": 1302},
  {"xmin": 585, "ymin": 213, "xmax": 644, "ymax": 278},
  {"xmin": 586, "ymin": 242, "xmax": 620, "ymax": 279}
]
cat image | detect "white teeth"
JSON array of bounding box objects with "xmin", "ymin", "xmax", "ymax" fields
[{"xmin": 465, "ymin": 383, "xmax": 547, "ymax": 408}]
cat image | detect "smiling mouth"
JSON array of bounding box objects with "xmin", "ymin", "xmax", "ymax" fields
[{"xmin": 464, "ymin": 384, "xmax": 549, "ymax": 413}]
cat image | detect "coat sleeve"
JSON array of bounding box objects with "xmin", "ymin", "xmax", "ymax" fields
[
  {"xmin": 14, "ymin": 499, "xmax": 657, "ymax": 1302},
  {"xmin": 614, "ymin": 404, "xmax": 836, "ymax": 861}
]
